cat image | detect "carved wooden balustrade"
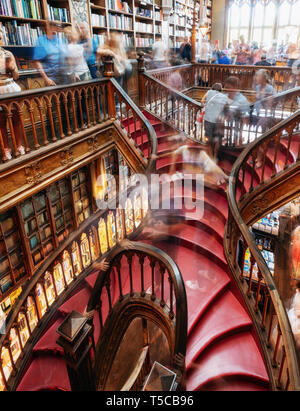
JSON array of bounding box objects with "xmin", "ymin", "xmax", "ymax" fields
[
  {"xmin": 0, "ymin": 75, "xmax": 157, "ymax": 171},
  {"xmin": 148, "ymin": 63, "xmax": 295, "ymax": 93},
  {"xmin": 224, "ymin": 109, "xmax": 300, "ymax": 390},
  {"xmin": 223, "ymin": 87, "xmax": 300, "ymax": 148},
  {"xmin": 138, "ymin": 56, "xmax": 204, "ymax": 143},
  {"xmin": 86, "ymin": 241, "xmax": 187, "ymax": 391},
  {"xmin": 140, "ymin": 57, "xmax": 300, "ymax": 148}
]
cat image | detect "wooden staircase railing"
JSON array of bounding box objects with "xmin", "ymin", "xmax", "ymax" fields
[
  {"xmin": 139, "ymin": 57, "xmax": 300, "ymax": 149},
  {"xmin": 224, "ymin": 109, "xmax": 300, "ymax": 390},
  {"xmin": 0, "ymin": 66, "xmax": 157, "ymax": 173},
  {"xmin": 147, "ymin": 63, "xmax": 295, "ymax": 94},
  {"xmin": 86, "ymin": 241, "xmax": 187, "ymax": 391}
]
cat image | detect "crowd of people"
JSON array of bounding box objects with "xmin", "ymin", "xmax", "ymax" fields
[{"xmin": 197, "ymin": 35, "xmax": 300, "ymax": 67}]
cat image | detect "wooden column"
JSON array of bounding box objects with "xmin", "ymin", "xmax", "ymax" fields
[
  {"xmin": 191, "ymin": 0, "xmax": 197, "ymax": 64},
  {"xmin": 56, "ymin": 310, "xmax": 96, "ymax": 391},
  {"xmin": 103, "ymin": 56, "xmax": 116, "ymax": 119},
  {"xmin": 137, "ymin": 52, "xmax": 146, "ymax": 109}
]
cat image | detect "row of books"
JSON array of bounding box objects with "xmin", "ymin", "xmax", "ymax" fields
[
  {"xmin": 135, "ymin": 7, "xmax": 152, "ymax": 18},
  {"xmin": 135, "ymin": 36, "xmax": 153, "ymax": 47},
  {"xmin": 0, "ymin": 0, "xmax": 43, "ymax": 20},
  {"xmin": 47, "ymin": 5, "xmax": 70, "ymax": 23},
  {"xmin": 154, "ymin": 26, "xmax": 161, "ymax": 34},
  {"xmin": 108, "ymin": 14, "xmax": 132, "ymax": 30},
  {"xmin": 154, "ymin": 11, "xmax": 161, "ymax": 20},
  {"xmin": 252, "ymin": 211, "xmax": 279, "ymax": 236},
  {"xmin": 93, "ymin": 33, "xmax": 105, "ymax": 48},
  {"xmin": 136, "ymin": 22, "xmax": 152, "ymax": 33},
  {"xmin": 122, "ymin": 33, "xmax": 134, "ymax": 47},
  {"xmin": 108, "ymin": 0, "xmax": 132, "ymax": 13},
  {"xmin": 0, "ymin": 20, "xmax": 45, "ymax": 46},
  {"xmin": 91, "ymin": 13, "xmax": 106, "ymax": 27}
]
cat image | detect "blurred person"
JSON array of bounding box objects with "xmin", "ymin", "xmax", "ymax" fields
[
  {"xmin": 150, "ymin": 38, "xmax": 168, "ymax": 69},
  {"xmin": 266, "ymin": 42, "xmax": 277, "ymax": 65},
  {"xmin": 97, "ymin": 32, "xmax": 129, "ymax": 89},
  {"xmin": 33, "ymin": 20, "xmax": 65, "ymax": 86},
  {"xmin": 224, "ymin": 76, "xmax": 250, "ymax": 145},
  {"xmin": 165, "ymin": 142, "xmax": 228, "ymax": 187},
  {"xmin": 230, "ymin": 40, "xmax": 239, "ymax": 64},
  {"xmin": 0, "ymin": 30, "xmax": 24, "ymax": 159},
  {"xmin": 179, "ymin": 37, "xmax": 191, "ymax": 62},
  {"xmin": 234, "ymin": 36, "xmax": 251, "ymax": 65},
  {"xmin": 286, "ymin": 43, "xmax": 300, "ymax": 67},
  {"xmin": 78, "ymin": 22, "xmax": 100, "ymax": 79},
  {"xmin": 217, "ymin": 50, "xmax": 231, "ymax": 65},
  {"xmin": 252, "ymin": 70, "xmax": 275, "ymax": 166},
  {"xmin": 197, "ymin": 39, "xmax": 210, "ymax": 63},
  {"xmin": 64, "ymin": 26, "xmax": 91, "ymax": 82},
  {"xmin": 288, "ymin": 277, "xmax": 300, "ymax": 349},
  {"xmin": 210, "ymin": 41, "xmax": 221, "ymax": 64},
  {"xmin": 252, "ymin": 44, "xmax": 265, "ymax": 65},
  {"xmin": 254, "ymin": 54, "xmax": 272, "ymax": 66},
  {"xmin": 201, "ymin": 82, "xmax": 229, "ymax": 160},
  {"xmin": 224, "ymin": 76, "xmax": 250, "ymax": 116}
]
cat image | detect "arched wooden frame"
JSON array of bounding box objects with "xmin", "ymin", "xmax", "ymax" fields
[{"xmin": 94, "ymin": 297, "xmax": 175, "ymax": 391}]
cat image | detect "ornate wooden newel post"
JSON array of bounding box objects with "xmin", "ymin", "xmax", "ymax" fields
[
  {"xmin": 56, "ymin": 310, "xmax": 96, "ymax": 391},
  {"xmin": 103, "ymin": 56, "xmax": 116, "ymax": 119},
  {"xmin": 137, "ymin": 52, "xmax": 146, "ymax": 109}
]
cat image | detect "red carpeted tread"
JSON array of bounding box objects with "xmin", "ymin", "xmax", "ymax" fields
[
  {"xmin": 186, "ymin": 290, "xmax": 252, "ymax": 368},
  {"xmin": 17, "ymin": 356, "xmax": 70, "ymax": 391},
  {"xmin": 186, "ymin": 331, "xmax": 269, "ymax": 391}
]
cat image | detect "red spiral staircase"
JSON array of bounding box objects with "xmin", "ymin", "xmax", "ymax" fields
[{"xmin": 16, "ymin": 108, "xmax": 300, "ymax": 391}]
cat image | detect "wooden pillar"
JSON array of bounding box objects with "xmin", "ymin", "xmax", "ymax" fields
[
  {"xmin": 56, "ymin": 310, "xmax": 96, "ymax": 391},
  {"xmin": 191, "ymin": 0, "xmax": 197, "ymax": 64},
  {"xmin": 137, "ymin": 52, "xmax": 146, "ymax": 109},
  {"xmin": 103, "ymin": 56, "xmax": 116, "ymax": 119}
]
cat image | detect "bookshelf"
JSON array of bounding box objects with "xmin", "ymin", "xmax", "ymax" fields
[{"xmin": 0, "ymin": 0, "xmax": 213, "ymax": 68}]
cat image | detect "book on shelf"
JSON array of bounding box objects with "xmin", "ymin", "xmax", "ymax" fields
[
  {"xmin": 0, "ymin": 20, "xmax": 45, "ymax": 46},
  {"xmin": 136, "ymin": 36, "xmax": 153, "ymax": 47},
  {"xmin": 108, "ymin": 0, "xmax": 132, "ymax": 13},
  {"xmin": 93, "ymin": 33, "xmax": 105, "ymax": 48},
  {"xmin": 0, "ymin": 0, "xmax": 43, "ymax": 20},
  {"xmin": 47, "ymin": 5, "xmax": 70, "ymax": 23},
  {"xmin": 136, "ymin": 22, "xmax": 153, "ymax": 33},
  {"xmin": 135, "ymin": 7, "xmax": 152, "ymax": 18},
  {"xmin": 91, "ymin": 13, "xmax": 106, "ymax": 27},
  {"xmin": 108, "ymin": 14, "xmax": 132, "ymax": 30}
]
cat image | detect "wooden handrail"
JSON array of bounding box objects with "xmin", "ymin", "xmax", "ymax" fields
[
  {"xmin": 87, "ymin": 241, "xmax": 187, "ymax": 390},
  {"xmin": 225, "ymin": 108, "xmax": 300, "ymax": 390},
  {"xmin": 0, "ymin": 76, "xmax": 157, "ymax": 173}
]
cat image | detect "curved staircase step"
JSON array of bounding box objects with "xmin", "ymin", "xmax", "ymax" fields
[
  {"xmin": 186, "ymin": 331, "xmax": 269, "ymax": 391},
  {"xmin": 186, "ymin": 289, "xmax": 252, "ymax": 369}
]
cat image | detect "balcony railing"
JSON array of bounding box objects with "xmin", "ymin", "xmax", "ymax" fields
[
  {"xmin": 139, "ymin": 57, "xmax": 300, "ymax": 148},
  {"xmin": 0, "ymin": 74, "xmax": 157, "ymax": 172},
  {"xmin": 224, "ymin": 109, "xmax": 300, "ymax": 390},
  {"xmin": 148, "ymin": 63, "xmax": 295, "ymax": 93}
]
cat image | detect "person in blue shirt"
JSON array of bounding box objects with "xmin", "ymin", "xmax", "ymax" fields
[
  {"xmin": 78, "ymin": 22, "xmax": 100, "ymax": 79},
  {"xmin": 33, "ymin": 21, "xmax": 65, "ymax": 86},
  {"xmin": 218, "ymin": 51, "xmax": 231, "ymax": 64}
]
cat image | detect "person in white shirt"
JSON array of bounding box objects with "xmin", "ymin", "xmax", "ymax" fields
[
  {"xmin": 151, "ymin": 40, "xmax": 168, "ymax": 69},
  {"xmin": 64, "ymin": 26, "xmax": 92, "ymax": 82},
  {"xmin": 202, "ymin": 83, "xmax": 229, "ymax": 159}
]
